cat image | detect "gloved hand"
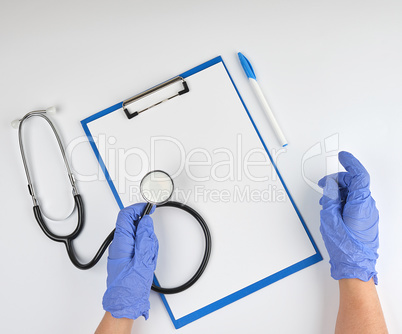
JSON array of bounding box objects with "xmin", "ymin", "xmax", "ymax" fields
[
  {"xmin": 318, "ymin": 151, "xmax": 379, "ymax": 284},
  {"xmin": 103, "ymin": 203, "xmax": 159, "ymax": 319}
]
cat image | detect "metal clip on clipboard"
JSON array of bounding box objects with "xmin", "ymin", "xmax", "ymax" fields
[{"xmin": 122, "ymin": 76, "xmax": 189, "ymax": 119}]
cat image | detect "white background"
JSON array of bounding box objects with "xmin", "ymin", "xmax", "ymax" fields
[{"xmin": 1, "ymin": 1, "xmax": 401, "ymax": 333}]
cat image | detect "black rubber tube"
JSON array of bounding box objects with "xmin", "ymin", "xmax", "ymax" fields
[
  {"xmin": 151, "ymin": 201, "xmax": 212, "ymax": 294},
  {"xmin": 33, "ymin": 194, "xmax": 84, "ymax": 242},
  {"xmin": 34, "ymin": 194, "xmax": 114, "ymax": 270},
  {"xmin": 34, "ymin": 196, "xmax": 211, "ymax": 293},
  {"xmin": 65, "ymin": 229, "xmax": 115, "ymax": 270}
]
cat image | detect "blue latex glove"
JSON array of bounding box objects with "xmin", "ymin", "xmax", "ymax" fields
[
  {"xmin": 102, "ymin": 203, "xmax": 159, "ymax": 319},
  {"xmin": 318, "ymin": 151, "xmax": 379, "ymax": 284}
]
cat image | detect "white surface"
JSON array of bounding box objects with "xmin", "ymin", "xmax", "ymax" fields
[
  {"xmin": 85, "ymin": 62, "xmax": 317, "ymax": 320},
  {"xmin": 1, "ymin": 1, "xmax": 401, "ymax": 333}
]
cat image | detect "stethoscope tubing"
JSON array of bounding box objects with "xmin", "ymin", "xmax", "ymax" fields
[
  {"xmin": 153, "ymin": 201, "xmax": 212, "ymax": 294},
  {"xmin": 34, "ymin": 197, "xmax": 212, "ymax": 292},
  {"xmin": 19, "ymin": 112, "xmax": 112, "ymax": 270}
]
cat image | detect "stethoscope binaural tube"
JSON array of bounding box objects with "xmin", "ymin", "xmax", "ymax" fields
[
  {"xmin": 17, "ymin": 109, "xmax": 79, "ymax": 206},
  {"xmin": 16, "ymin": 108, "xmax": 114, "ymax": 270}
]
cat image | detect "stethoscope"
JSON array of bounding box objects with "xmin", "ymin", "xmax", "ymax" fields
[{"xmin": 12, "ymin": 107, "xmax": 211, "ymax": 294}]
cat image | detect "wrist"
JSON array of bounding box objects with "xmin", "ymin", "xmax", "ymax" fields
[
  {"xmin": 95, "ymin": 312, "xmax": 134, "ymax": 334},
  {"xmin": 336, "ymin": 278, "xmax": 388, "ymax": 334}
]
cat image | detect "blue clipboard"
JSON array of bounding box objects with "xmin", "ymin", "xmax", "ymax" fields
[{"xmin": 81, "ymin": 56, "xmax": 322, "ymax": 329}]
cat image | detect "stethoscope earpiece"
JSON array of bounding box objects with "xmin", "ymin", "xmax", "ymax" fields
[
  {"xmin": 11, "ymin": 119, "xmax": 20, "ymax": 129},
  {"xmin": 46, "ymin": 106, "xmax": 57, "ymax": 115}
]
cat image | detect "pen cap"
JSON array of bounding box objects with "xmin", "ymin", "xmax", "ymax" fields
[{"xmin": 238, "ymin": 52, "xmax": 256, "ymax": 80}]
